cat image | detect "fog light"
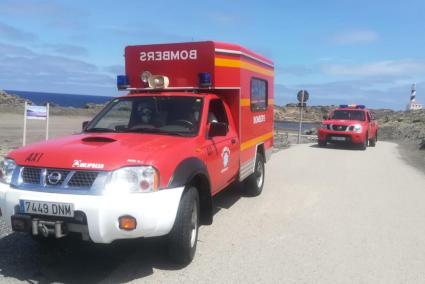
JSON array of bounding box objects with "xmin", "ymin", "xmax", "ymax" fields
[
  {"xmin": 11, "ymin": 215, "xmax": 31, "ymax": 232},
  {"xmin": 119, "ymin": 215, "xmax": 137, "ymax": 231}
]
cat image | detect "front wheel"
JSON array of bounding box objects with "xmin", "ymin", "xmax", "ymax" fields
[
  {"xmin": 360, "ymin": 133, "xmax": 368, "ymax": 150},
  {"xmin": 318, "ymin": 140, "xmax": 327, "ymax": 147},
  {"xmin": 168, "ymin": 186, "xmax": 200, "ymax": 265},
  {"xmin": 369, "ymin": 132, "xmax": 377, "ymax": 147},
  {"xmin": 242, "ymin": 154, "xmax": 265, "ymax": 196}
]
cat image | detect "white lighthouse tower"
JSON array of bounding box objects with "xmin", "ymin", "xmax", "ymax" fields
[{"xmin": 407, "ymin": 83, "xmax": 423, "ymax": 111}]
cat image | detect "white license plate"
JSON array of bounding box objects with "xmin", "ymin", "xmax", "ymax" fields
[
  {"xmin": 330, "ymin": 136, "xmax": 346, "ymax": 141},
  {"xmin": 19, "ymin": 200, "xmax": 74, "ymax": 217}
]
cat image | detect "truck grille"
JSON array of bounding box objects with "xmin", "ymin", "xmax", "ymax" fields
[
  {"xmin": 20, "ymin": 167, "xmax": 100, "ymax": 189},
  {"xmin": 331, "ymin": 125, "xmax": 348, "ymax": 131},
  {"xmin": 22, "ymin": 168, "xmax": 41, "ymax": 184},
  {"xmin": 68, "ymin": 171, "xmax": 98, "ymax": 188}
]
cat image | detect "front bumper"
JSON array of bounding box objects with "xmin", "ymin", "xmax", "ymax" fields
[
  {"xmin": 0, "ymin": 183, "xmax": 184, "ymax": 243},
  {"xmin": 318, "ymin": 129, "xmax": 366, "ymax": 144}
]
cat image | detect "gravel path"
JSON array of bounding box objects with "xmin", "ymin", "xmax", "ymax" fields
[{"xmin": 1, "ymin": 141, "xmax": 425, "ymax": 283}]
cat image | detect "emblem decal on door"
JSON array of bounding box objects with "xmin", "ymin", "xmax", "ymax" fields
[{"xmin": 221, "ymin": 146, "xmax": 230, "ymax": 173}]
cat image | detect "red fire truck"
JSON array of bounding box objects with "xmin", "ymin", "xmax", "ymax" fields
[
  {"xmin": 0, "ymin": 41, "xmax": 274, "ymax": 264},
  {"xmin": 318, "ymin": 104, "xmax": 378, "ymax": 150}
]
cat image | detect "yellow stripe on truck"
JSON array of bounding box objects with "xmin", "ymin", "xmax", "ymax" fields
[
  {"xmin": 215, "ymin": 58, "xmax": 274, "ymax": 77},
  {"xmin": 240, "ymin": 98, "xmax": 274, "ymax": 107},
  {"xmin": 240, "ymin": 98, "xmax": 250, "ymax": 106},
  {"xmin": 240, "ymin": 131, "xmax": 274, "ymax": 151}
]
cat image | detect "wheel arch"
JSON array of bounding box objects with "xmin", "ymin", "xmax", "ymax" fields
[{"xmin": 169, "ymin": 157, "xmax": 213, "ymax": 225}]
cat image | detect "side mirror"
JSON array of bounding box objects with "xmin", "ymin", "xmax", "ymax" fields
[
  {"xmin": 82, "ymin": 121, "xmax": 89, "ymax": 131},
  {"xmin": 208, "ymin": 122, "xmax": 228, "ymax": 137}
]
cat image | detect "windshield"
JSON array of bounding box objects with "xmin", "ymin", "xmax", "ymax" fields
[
  {"xmin": 331, "ymin": 110, "xmax": 365, "ymax": 121},
  {"xmin": 86, "ymin": 96, "xmax": 203, "ymax": 136}
]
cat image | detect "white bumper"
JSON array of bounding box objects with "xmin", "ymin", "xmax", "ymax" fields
[{"xmin": 0, "ymin": 184, "xmax": 184, "ymax": 243}]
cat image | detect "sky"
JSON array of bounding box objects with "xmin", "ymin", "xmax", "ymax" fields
[{"xmin": 0, "ymin": 0, "xmax": 424, "ymax": 110}]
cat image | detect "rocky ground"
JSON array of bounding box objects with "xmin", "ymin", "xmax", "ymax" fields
[{"xmin": 274, "ymin": 104, "xmax": 334, "ymax": 122}]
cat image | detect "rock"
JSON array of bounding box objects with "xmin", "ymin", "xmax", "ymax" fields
[
  {"xmin": 0, "ymin": 90, "xmax": 32, "ymax": 105},
  {"xmin": 420, "ymin": 140, "xmax": 425, "ymax": 150}
]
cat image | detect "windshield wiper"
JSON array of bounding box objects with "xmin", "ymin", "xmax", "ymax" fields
[{"xmin": 85, "ymin": 127, "xmax": 116, "ymax": 133}]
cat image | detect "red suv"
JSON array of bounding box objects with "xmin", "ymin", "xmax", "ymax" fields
[{"xmin": 318, "ymin": 105, "xmax": 378, "ymax": 150}]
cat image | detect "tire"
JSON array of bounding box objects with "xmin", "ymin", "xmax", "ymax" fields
[
  {"xmin": 369, "ymin": 133, "xmax": 377, "ymax": 147},
  {"xmin": 318, "ymin": 140, "xmax": 327, "ymax": 147},
  {"xmin": 242, "ymin": 154, "xmax": 265, "ymax": 196},
  {"xmin": 168, "ymin": 186, "xmax": 200, "ymax": 265},
  {"xmin": 360, "ymin": 133, "xmax": 368, "ymax": 150}
]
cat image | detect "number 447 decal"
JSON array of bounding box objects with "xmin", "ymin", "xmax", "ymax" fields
[{"xmin": 25, "ymin": 152, "xmax": 44, "ymax": 162}]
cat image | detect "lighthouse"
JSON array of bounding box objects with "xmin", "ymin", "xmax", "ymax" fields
[{"xmin": 407, "ymin": 83, "xmax": 423, "ymax": 111}]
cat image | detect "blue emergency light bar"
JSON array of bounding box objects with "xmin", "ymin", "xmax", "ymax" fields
[
  {"xmin": 339, "ymin": 104, "xmax": 366, "ymax": 109},
  {"xmin": 117, "ymin": 75, "xmax": 130, "ymax": 90},
  {"xmin": 198, "ymin": 72, "xmax": 212, "ymax": 88}
]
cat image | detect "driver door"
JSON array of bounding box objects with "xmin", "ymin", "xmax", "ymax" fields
[{"xmin": 203, "ymin": 99, "xmax": 239, "ymax": 194}]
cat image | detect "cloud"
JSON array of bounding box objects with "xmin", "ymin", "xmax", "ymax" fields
[
  {"xmin": 207, "ymin": 12, "xmax": 243, "ymax": 25},
  {"xmin": 278, "ymin": 65, "xmax": 315, "ymax": 77},
  {"xmin": 0, "ymin": 22, "xmax": 36, "ymax": 41},
  {"xmin": 39, "ymin": 44, "xmax": 89, "ymax": 56},
  {"xmin": 103, "ymin": 65, "xmax": 125, "ymax": 75},
  {"xmin": 0, "ymin": 42, "xmax": 34, "ymax": 56},
  {"xmin": 0, "ymin": 0, "xmax": 88, "ymax": 30},
  {"xmin": 331, "ymin": 30, "xmax": 379, "ymax": 45},
  {"xmin": 322, "ymin": 60, "xmax": 425, "ymax": 77},
  {"xmin": 0, "ymin": 44, "xmax": 116, "ymax": 96},
  {"xmin": 100, "ymin": 24, "xmax": 191, "ymax": 44},
  {"xmin": 0, "ymin": 0, "xmax": 64, "ymax": 16}
]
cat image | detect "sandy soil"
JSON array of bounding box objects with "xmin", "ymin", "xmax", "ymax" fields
[{"xmin": 0, "ymin": 113, "xmax": 93, "ymax": 158}]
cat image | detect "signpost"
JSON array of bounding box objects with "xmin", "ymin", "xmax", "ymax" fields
[
  {"xmin": 297, "ymin": 90, "xmax": 309, "ymax": 144},
  {"xmin": 23, "ymin": 102, "xmax": 50, "ymax": 146}
]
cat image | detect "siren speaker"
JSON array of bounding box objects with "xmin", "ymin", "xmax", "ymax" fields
[{"xmin": 148, "ymin": 75, "xmax": 170, "ymax": 89}]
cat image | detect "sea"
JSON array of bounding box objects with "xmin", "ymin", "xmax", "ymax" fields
[
  {"xmin": 274, "ymin": 120, "xmax": 319, "ymax": 132},
  {"xmin": 5, "ymin": 90, "xmax": 114, "ymax": 108}
]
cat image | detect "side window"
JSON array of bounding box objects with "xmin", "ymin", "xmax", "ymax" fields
[
  {"xmin": 251, "ymin": 78, "xmax": 268, "ymax": 112},
  {"xmin": 208, "ymin": 99, "xmax": 228, "ymax": 124}
]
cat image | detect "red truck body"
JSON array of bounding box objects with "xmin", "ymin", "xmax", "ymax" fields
[
  {"xmin": 0, "ymin": 41, "xmax": 274, "ymax": 264},
  {"xmin": 318, "ymin": 105, "xmax": 378, "ymax": 149}
]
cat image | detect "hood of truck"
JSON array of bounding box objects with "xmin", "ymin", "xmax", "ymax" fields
[{"xmin": 7, "ymin": 133, "xmax": 198, "ymax": 171}]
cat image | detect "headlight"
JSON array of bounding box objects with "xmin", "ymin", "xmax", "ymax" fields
[
  {"xmin": 320, "ymin": 124, "xmax": 329, "ymax": 129},
  {"xmin": 352, "ymin": 124, "xmax": 362, "ymax": 133},
  {"xmin": 0, "ymin": 158, "xmax": 16, "ymax": 184},
  {"xmin": 104, "ymin": 166, "xmax": 159, "ymax": 195}
]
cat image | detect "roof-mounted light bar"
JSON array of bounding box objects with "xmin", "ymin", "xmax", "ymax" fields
[
  {"xmin": 339, "ymin": 104, "xmax": 366, "ymax": 109},
  {"xmin": 117, "ymin": 75, "xmax": 130, "ymax": 90}
]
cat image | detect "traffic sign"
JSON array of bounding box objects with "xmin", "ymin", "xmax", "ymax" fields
[{"xmin": 297, "ymin": 90, "xmax": 309, "ymax": 102}]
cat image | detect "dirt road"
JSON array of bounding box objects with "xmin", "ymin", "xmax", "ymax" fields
[{"xmin": 1, "ymin": 141, "xmax": 425, "ymax": 283}]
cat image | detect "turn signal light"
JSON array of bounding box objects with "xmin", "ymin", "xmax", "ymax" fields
[{"xmin": 119, "ymin": 215, "xmax": 137, "ymax": 231}]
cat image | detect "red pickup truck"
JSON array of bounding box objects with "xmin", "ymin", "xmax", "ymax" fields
[
  {"xmin": 0, "ymin": 41, "xmax": 274, "ymax": 265},
  {"xmin": 317, "ymin": 105, "xmax": 378, "ymax": 150}
]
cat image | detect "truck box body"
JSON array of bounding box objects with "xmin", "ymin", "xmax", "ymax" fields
[{"xmin": 125, "ymin": 41, "xmax": 274, "ymax": 180}]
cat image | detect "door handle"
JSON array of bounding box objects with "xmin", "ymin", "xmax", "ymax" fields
[{"xmin": 231, "ymin": 139, "xmax": 236, "ymax": 144}]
